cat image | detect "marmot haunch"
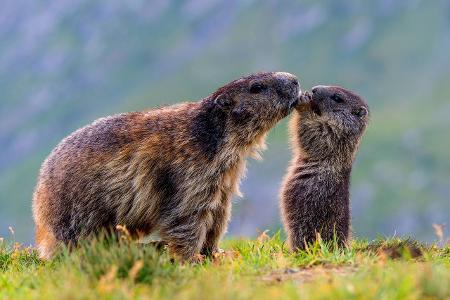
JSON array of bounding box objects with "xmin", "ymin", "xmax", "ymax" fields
[
  {"xmin": 280, "ymin": 85, "xmax": 369, "ymax": 250},
  {"xmin": 33, "ymin": 72, "xmax": 300, "ymax": 260}
]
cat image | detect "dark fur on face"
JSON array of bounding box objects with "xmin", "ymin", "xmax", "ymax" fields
[
  {"xmin": 33, "ymin": 72, "xmax": 300, "ymax": 261},
  {"xmin": 280, "ymin": 85, "xmax": 369, "ymax": 251}
]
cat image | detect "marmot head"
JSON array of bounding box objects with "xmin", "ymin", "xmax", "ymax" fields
[
  {"xmin": 203, "ymin": 72, "xmax": 301, "ymax": 149},
  {"xmin": 294, "ymin": 86, "xmax": 369, "ymax": 161}
]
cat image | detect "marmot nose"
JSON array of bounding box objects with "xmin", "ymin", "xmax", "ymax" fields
[{"xmin": 312, "ymin": 85, "xmax": 328, "ymax": 94}]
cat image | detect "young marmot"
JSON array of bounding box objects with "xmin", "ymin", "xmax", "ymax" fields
[
  {"xmin": 280, "ymin": 85, "xmax": 369, "ymax": 250},
  {"xmin": 33, "ymin": 72, "xmax": 301, "ymax": 260}
]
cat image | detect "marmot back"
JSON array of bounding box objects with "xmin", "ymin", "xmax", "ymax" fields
[
  {"xmin": 280, "ymin": 86, "xmax": 369, "ymax": 250},
  {"xmin": 33, "ymin": 72, "xmax": 301, "ymax": 260}
]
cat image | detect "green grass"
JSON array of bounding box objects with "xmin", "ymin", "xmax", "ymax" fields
[{"xmin": 0, "ymin": 232, "xmax": 448, "ymax": 300}]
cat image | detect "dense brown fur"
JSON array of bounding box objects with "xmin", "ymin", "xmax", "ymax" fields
[
  {"xmin": 33, "ymin": 72, "xmax": 300, "ymax": 260},
  {"xmin": 280, "ymin": 86, "xmax": 369, "ymax": 251}
]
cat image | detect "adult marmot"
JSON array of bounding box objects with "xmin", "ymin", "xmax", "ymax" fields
[
  {"xmin": 33, "ymin": 72, "xmax": 300, "ymax": 260},
  {"xmin": 280, "ymin": 85, "xmax": 369, "ymax": 250}
]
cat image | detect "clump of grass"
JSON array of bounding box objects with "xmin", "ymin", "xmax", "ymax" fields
[
  {"xmin": 58, "ymin": 234, "xmax": 179, "ymax": 284},
  {"xmin": 363, "ymin": 237, "xmax": 426, "ymax": 259},
  {"xmin": 0, "ymin": 238, "xmax": 41, "ymax": 272}
]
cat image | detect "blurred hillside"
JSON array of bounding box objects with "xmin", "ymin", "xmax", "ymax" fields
[{"xmin": 1, "ymin": 0, "xmax": 449, "ymax": 244}]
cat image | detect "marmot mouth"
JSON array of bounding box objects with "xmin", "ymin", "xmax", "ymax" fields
[
  {"xmin": 304, "ymin": 90, "xmax": 322, "ymax": 116},
  {"xmin": 299, "ymin": 90, "xmax": 312, "ymax": 104},
  {"xmin": 294, "ymin": 90, "xmax": 312, "ymax": 112}
]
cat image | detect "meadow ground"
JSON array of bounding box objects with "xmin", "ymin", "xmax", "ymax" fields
[{"xmin": 0, "ymin": 230, "xmax": 449, "ymax": 300}]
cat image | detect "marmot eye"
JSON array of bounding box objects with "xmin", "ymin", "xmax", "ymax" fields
[
  {"xmin": 250, "ymin": 83, "xmax": 267, "ymax": 94},
  {"xmin": 331, "ymin": 94, "xmax": 344, "ymax": 103}
]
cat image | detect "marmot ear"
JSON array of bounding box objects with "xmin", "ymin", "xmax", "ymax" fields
[
  {"xmin": 353, "ymin": 106, "xmax": 368, "ymax": 118},
  {"xmin": 214, "ymin": 94, "xmax": 233, "ymax": 110}
]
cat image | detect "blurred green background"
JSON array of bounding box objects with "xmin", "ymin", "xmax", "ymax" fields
[{"xmin": 1, "ymin": 0, "xmax": 449, "ymax": 244}]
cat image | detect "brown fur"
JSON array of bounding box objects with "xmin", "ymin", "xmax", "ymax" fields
[
  {"xmin": 33, "ymin": 72, "xmax": 300, "ymax": 260},
  {"xmin": 280, "ymin": 86, "xmax": 369, "ymax": 251}
]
